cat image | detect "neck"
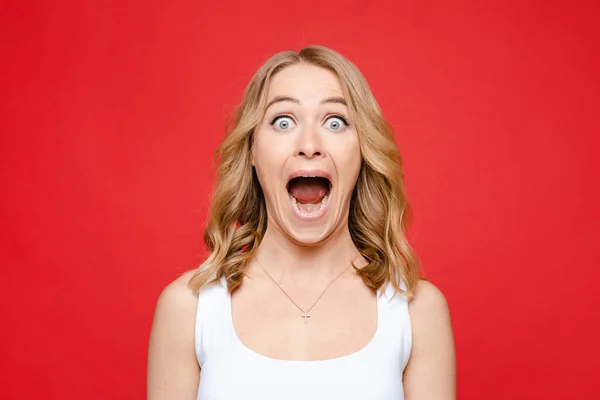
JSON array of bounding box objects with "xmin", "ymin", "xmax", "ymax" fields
[{"xmin": 252, "ymin": 223, "xmax": 363, "ymax": 285}]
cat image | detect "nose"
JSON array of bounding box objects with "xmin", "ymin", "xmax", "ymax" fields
[{"xmin": 295, "ymin": 124, "xmax": 323, "ymax": 159}]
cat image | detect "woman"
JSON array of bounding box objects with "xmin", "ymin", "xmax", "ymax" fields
[{"xmin": 147, "ymin": 45, "xmax": 455, "ymax": 399}]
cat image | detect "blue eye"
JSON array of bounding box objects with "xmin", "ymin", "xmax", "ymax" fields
[
  {"xmin": 325, "ymin": 115, "xmax": 348, "ymax": 131},
  {"xmin": 271, "ymin": 115, "xmax": 295, "ymax": 131}
]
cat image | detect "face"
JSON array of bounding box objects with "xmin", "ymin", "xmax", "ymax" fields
[{"xmin": 252, "ymin": 64, "xmax": 362, "ymax": 245}]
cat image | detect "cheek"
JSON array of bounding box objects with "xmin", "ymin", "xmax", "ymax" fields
[
  {"xmin": 253, "ymin": 129, "xmax": 289, "ymax": 163},
  {"xmin": 329, "ymin": 135, "xmax": 362, "ymax": 178},
  {"xmin": 252, "ymin": 134, "xmax": 288, "ymax": 194}
]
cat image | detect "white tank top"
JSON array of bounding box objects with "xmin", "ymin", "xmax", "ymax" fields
[{"xmin": 194, "ymin": 278, "xmax": 412, "ymax": 399}]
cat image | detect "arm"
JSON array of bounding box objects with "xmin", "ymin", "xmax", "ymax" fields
[
  {"xmin": 147, "ymin": 271, "xmax": 200, "ymax": 400},
  {"xmin": 403, "ymin": 280, "xmax": 456, "ymax": 400}
]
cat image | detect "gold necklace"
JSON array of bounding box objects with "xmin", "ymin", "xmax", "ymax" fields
[{"xmin": 255, "ymin": 257, "xmax": 350, "ymax": 323}]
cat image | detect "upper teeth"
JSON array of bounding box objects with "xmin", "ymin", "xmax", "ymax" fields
[{"xmin": 287, "ymin": 175, "xmax": 332, "ymax": 189}]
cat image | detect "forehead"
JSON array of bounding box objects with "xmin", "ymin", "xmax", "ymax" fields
[{"xmin": 266, "ymin": 64, "xmax": 344, "ymax": 101}]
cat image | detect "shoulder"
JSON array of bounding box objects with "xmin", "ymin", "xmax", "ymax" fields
[
  {"xmin": 154, "ymin": 270, "xmax": 199, "ymax": 321},
  {"xmin": 147, "ymin": 270, "xmax": 201, "ymax": 397},
  {"xmin": 403, "ymin": 280, "xmax": 456, "ymax": 398},
  {"xmin": 149, "ymin": 270, "xmax": 200, "ymax": 348},
  {"xmin": 408, "ymin": 279, "xmax": 450, "ymax": 320},
  {"xmin": 407, "ymin": 279, "xmax": 454, "ymax": 359},
  {"xmin": 407, "ymin": 280, "xmax": 453, "ymax": 354}
]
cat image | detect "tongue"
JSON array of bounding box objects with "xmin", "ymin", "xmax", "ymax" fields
[{"xmin": 289, "ymin": 177, "xmax": 328, "ymax": 203}]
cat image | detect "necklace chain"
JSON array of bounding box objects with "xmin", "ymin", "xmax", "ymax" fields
[{"xmin": 255, "ymin": 257, "xmax": 349, "ymax": 323}]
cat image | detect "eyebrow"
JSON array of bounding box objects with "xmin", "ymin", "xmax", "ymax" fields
[{"xmin": 265, "ymin": 96, "xmax": 347, "ymax": 110}]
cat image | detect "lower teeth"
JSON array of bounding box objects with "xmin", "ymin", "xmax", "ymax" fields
[{"xmin": 292, "ymin": 194, "xmax": 328, "ymax": 215}]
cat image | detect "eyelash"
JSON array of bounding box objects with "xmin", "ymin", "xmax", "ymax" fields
[{"xmin": 269, "ymin": 114, "xmax": 350, "ymax": 127}]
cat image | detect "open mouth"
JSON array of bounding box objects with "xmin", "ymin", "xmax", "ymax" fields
[{"xmin": 286, "ymin": 176, "xmax": 332, "ymax": 218}]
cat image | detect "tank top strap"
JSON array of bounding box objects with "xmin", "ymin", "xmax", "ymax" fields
[
  {"xmin": 375, "ymin": 280, "xmax": 413, "ymax": 370},
  {"xmin": 194, "ymin": 277, "xmax": 231, "ymax": 367}
]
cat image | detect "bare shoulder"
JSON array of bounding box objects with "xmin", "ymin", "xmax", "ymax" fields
[
  {"xmin": 408, "ymin": 279, "xmax": 451, "ymax": 320},
  {"xmin": 408, "ymin": 279, "xmax": 453, "ymax": 352},
  {"xmin": 404, "ymin": 279, "xmax": 455, "ymax": 399},
  {"xmin": 155, "ymin": 270, "xmax": 199, "ymax": 315},
  {"xmin": 149, "ymin": 270, "xmax": 199, "ymax": 354},
  {"xmin": 147, "ymin": 270, "xmax": 200, "ymax": 400}
]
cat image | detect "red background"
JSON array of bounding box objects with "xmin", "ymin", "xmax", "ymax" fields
[{"xmin": 1, "ymin": 0, "xmax": 598, "ymax": 398}]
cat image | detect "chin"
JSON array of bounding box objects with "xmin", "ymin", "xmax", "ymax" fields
[{"xmin": 286, "ymin": 226, "xmax": 331, "ymax": 246}]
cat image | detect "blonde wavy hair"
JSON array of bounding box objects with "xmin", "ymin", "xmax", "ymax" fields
[{"xmin": 188, "ymin": 45, "xmax": 420, "ymax": 298}]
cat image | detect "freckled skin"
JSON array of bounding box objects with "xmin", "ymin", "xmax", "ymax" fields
[{"xmin": 252, "ymin": 64, "xmax": 362, "ymax": 246}]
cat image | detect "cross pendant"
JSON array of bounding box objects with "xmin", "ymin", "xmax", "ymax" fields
[{"xmin": 301, "ymin": 312, "xmax": 311, "ymax": 323}]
